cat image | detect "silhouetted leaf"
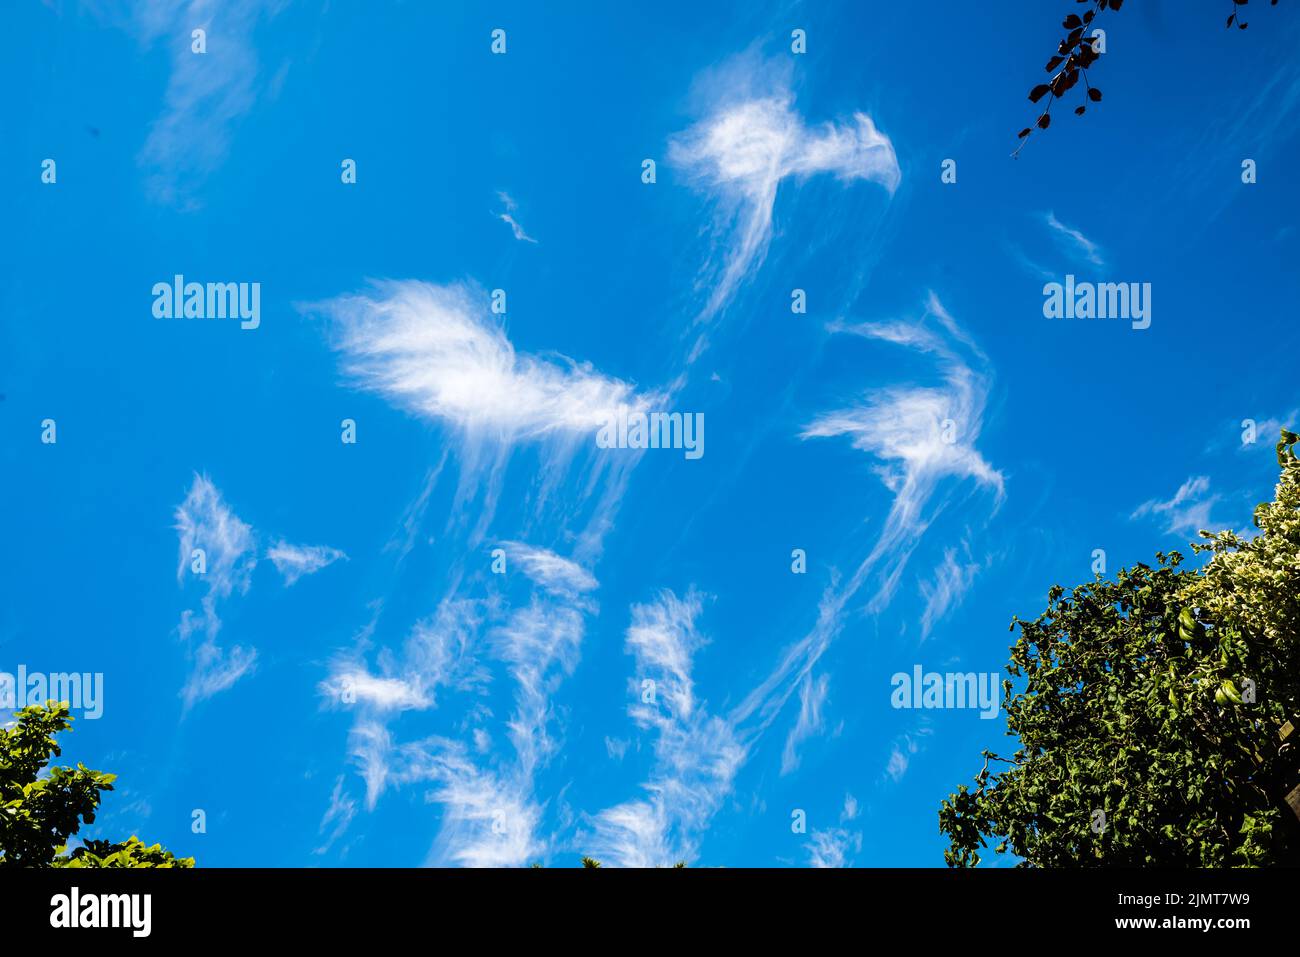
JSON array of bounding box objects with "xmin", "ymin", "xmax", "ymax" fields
[
  {"xmin": 1075, "ymin": 105, "xmax": 1086, "ymax": 115},
  {"xmin": 1037, "ymin": 112, "xmax": 1051, "ymax": 129},
  {"xmin": 1045, "ymin": 55, "xmax": 1065, "ymax": 72},
  {"xmin": 1063, "ymin": 14, "xmax": 1083, "ymax": 29},
  {"xmin": 1029, "ymin": 84, "xmax": 1051, "ymax": 103},
  {"xmin": 1052, "ymin": 69, "xmax": 1080, "ymax": 97},
  {"xmin": 1018, "ymin": 128, "xmax": 1032, "ymax": 138},
  {"xmin": 1088, "ymin": 87, "xmax": 1102, "ymax": 102}
]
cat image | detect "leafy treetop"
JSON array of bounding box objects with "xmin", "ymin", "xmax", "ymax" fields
[
  {"xmin": 0, "ymin": 702, "xmax": 192, "ymax": 868},
  {"xmin": 940, "ymin": 431, "xmax": 1300, "ymax": 866}
]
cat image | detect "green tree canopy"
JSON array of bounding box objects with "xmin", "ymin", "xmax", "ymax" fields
[
  {"xmin": 0, "ymin": 701, "xmax": 192, "ymax": 867},
  {"xmin": 940, "ymin": 431, "xmax": 1300, "ymax": 866}
]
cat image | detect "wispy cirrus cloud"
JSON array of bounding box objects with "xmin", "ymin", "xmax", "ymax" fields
[
  {"xmin": 494, "ymin": 191, "xmax": 538, "ymax": 244},
  {"xmin": 842, "ymin": 792, "xmax": 860, "ymax": 822},
  {"xmin": 409, "ymin": 563, "xmax": 594, "ymax": 866},
  {"xmin": 781, "ymin": 671, "xmax": 829, "ymax": 774},
  {"xmin": 315, "ymin": 775, "xmax": 358, "ymax": 856},
  {"xmin": 1044, "ymin": 211, "xmax": 1104, "ymax": 266},
  {"xmin": 414, "ymin": 740, "xmax": 546, "ymax": 868},
  {"xmin": 805, "ymin": 792, "xmax": 863, "ymax": 867},
  {"xmin": 669, "ymin": 55, "xmax": 899, "ymax": 331},
  {"xmin": 734, "ymin": 294, "xmax": 1002, "ymax": 750},
  {"xmin": 806, "ymin": 297, "xmax": 1004, "ymax": 525},
  {"xmin": 589, "ymin": 590, "xmax": 745, "ymax": 867},
  {"xmin": 494, "ymin": 599, "xmax": 586, "ymax": 781},
  {"xmin": 319, "ymin": 598, "xmax": 485, "ymax": 719},
  {"xmin": 1236, "ymin": 411, "xmax": 1297, "ymax": 453},
  {"xmin": 1131, "ymin": 475, "xmax": 1226, "ymax": 537},
  {"xmin": 884, "ymin": 728, "xmax": 931, "ymax": 784},
  {"xmin": 918, "ymin": 545, "xmax": 981, "ymax": 640},
  {"xmin": 320, "ymin": 670, "xmax": 432, "ymax": 715},
  {"xmin": 125, "ymin": 0, "xmax": 283, "ymax": 208},
  {"xmin": 311, "ymin": 273, "xmax": 651, "ymax": 865},
  {"xmin": 806, "ymin": 825, "xmax": 862, "ymax": 868},
  {"xmin": 323, "ymin": 547, "xmax": 598, "ymax": 866},
  {"xmin": 173, "ymin": 474, "xmax": 344, "ymax": 709},
  {"xmin": 173, "ymin": 473, "xmax": 258, "ymax": 709},
  {"xmin": 268, "ymin": 540, "xmax": 346, "ymax": 586},
  {"xmin": 309, "ymin": 280, "xmax": 654, "ymax": 442},
  {"xmin": 502, "ymin": 541, "xmax": 599, "ymax": 599}
]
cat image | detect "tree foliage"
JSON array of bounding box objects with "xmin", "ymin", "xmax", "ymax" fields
[
  {"xmin": 0, "ymin": 702, "xmax": 192, "ymax": 868},
  {"xmin": 1014, "ymin": 0, "xmax": 1282, "ymax": 156},
  {"xmin": 940, "ymin": 431, "xmax": 1300, "ymax": 866}
]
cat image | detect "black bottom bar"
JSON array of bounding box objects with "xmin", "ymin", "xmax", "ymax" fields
[{"xmin": 1, "ymin": 867, "xmax": 1284, "ymax": 942}]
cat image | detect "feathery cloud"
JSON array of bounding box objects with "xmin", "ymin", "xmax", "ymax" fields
[
  {"xmin": 418, "ymin": 741, "xmax": 545, "ymax": 868},
  {"xmin": 841, "ymin": 793, "xmax": 860, "ymax": 822},
  {"xmin": 884, "ymin": 728, "xmax": 931, "ymax": 784},
  {"xmin": 173, "ymin": 473, "xmax": 257, "ymax": 708},
  {"xmin": 1131, "ymin": 475, "xmax": 1226, "ymax": 536},
  {"xmin": 495, "ymin": 191, "xmax": 538, "ymax": 244},
  {"xmin": 1044, "ymin": 211, "xmax": 1105, "ymax": 266},
  {"xmin": 268, "ymin": 540, "xmax": 346, "ymax": 586},
  {"xmin": 734, "ymin": 294, "xmax": 1002, "ymax": 748},
  {"xmin": 494, "ymin": 599, "xmax": 586, "ymax": 780},
  {"xmin": 806, "ymin": 825, "xmax": 862, "ymax": 868},
  {"xmin": 669, "ymin": 56, "xmax": 899, "ymax": 328},
  {"xmin": 319, "ymin": 598, "xmax": 485, "ymax": 716},
  {"xmin": 590, "ymin": 590, "xmax": 745, "ymax": 867},
  {"xmin": 131, "ymin": 0, "xmax": 280, "ymax": 207},
  {"xmin": 309, "ymin": 280, "xmax": 653, "ymax": 441},
  {"xmin": 315, "ymin": 776, "xmax": 358, "ymax": 855},
  {"xmin": 781, "ymin": 672, "xmax": 829, "ymax": 774},
  {"xmin": 502, "ymin": 542, "xmax": 598, "ymax": 598},
  {"xmin": 918, "ymin": 546, "xmax": 981, "ymax": 640}
]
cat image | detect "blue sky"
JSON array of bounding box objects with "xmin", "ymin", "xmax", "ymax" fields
[{"xmin": 2, "ymin": 0, "xmax": 1298, "ymax": 867}]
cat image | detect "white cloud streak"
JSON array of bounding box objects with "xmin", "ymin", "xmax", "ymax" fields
[
  {"xmin": 918, "ymin": 546, "xmax": 981, "ymax": 640},
  {"xmin": 733, "ymin": 294, "xmax": 1002, "ymax": 746},
  {"xmin": 267, "ymin": 540, "xmax": 346, "ymax": 586},
  {"xmin": 806, "ymin": 826, "xmax": 862, "ymax": 868},
  {"xmin": 324, "ymin": 544, "xmax": 596, "ymax": 867},
  {"xmin": 1044, "ymin": 211, "xmax": 1105, "ymax": 266},
  {"xmin": 669, "ymin": 59, "xmax": 899, "ymax": 329},
  {"xmin": 309, "ymin": 280, "xmax": 653, "ymax": 443},
  {"xmin": 781, "ymin": 672, "xmax": 829, "ymax": 774},
  {"xmin": 590, "ymin": 590, "xmax": 745, "ymax": 867},
  {"xmin": 173, "ymin": 473, "xmax": 257, "ymax": 708},
  {"xmin": 319, "ymin": 598, "xmax": 485, "ymax": 718},
  {"xmin": 1131, "ymin": 475, "xmax": 1226, "ymax": 536},
  {"xmin": 502, "ymin": 541, "xmax": 598, "ymax": 598},
  {"xmin": 131, "ymin": 0, "xmax": 280, "ymax": 207},
  {"xmin": 495, "ymin": 191, "xmax": 538, "ymax": 244},
  {"xmin": 315, "ymin": 775, "xmax": 358, "ymax": 855}
]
